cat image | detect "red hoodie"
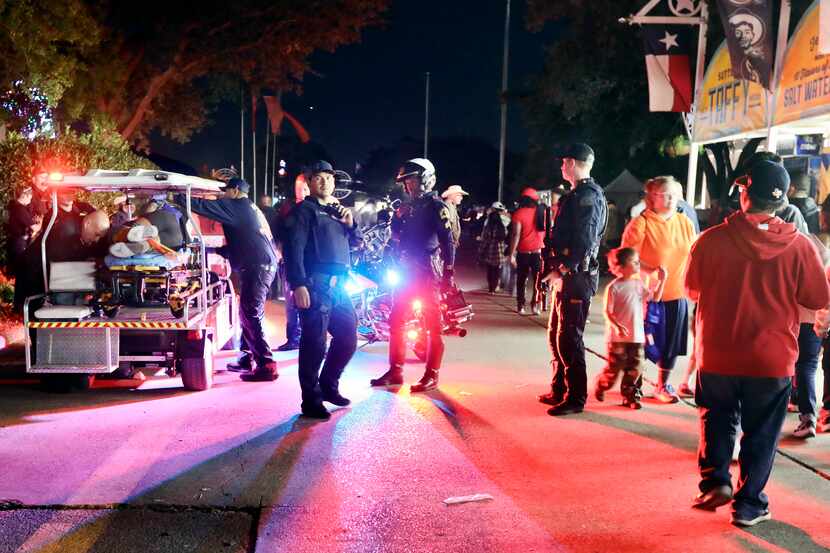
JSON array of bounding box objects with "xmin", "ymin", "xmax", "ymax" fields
[{"xmin": 685, "ymin": 211, "xmax": 830, "ymax": 378}]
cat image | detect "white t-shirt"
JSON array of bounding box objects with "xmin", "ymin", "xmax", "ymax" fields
[{"xmin": 605, "ymin": 277, "xmax": 654, "ymax": 343}]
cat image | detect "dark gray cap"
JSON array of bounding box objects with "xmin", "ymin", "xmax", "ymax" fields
[{"xmin": 556, "ymin": 143, "xmax": 595, "ymax": 162}]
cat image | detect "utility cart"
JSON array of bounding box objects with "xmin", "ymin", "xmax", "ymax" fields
[{"xmin": 24, "ymin": 169, "xmax": 238, "ymax": 392}]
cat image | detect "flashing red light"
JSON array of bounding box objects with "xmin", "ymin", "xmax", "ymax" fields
[
  {"xmin": 48, "ymin": 172, "xmax": 64, "ymax": 182},
  {"xmin": 186, "ymin": 330, "xmax": 202, "ymax": 341},
  {"xmin": 412, "ymin": 299, "xmax": 423, "ymax": 312},
  {"xmin": 406, "ymin": 329, "xmax": 419, "ymax": 341}
]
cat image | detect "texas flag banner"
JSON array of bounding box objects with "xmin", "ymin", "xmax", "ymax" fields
[{"xmin": 641, "ymin": 25, "xmax": 693, "ymax": 112}]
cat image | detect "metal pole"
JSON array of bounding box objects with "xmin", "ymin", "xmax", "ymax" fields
[
  {"xmin": 264, "ymin": 121, "xmax": 270, "ymax": 202},
  {"xmin": 252, "ymin": 95, "xmax": 257, "ymax": 201},
  {"xmin": 686, "ymin": 1, "xmax": 708, "ymax": 206},
  {"xmin": 498, "ymin": 0, "xmax": 511, "ymax": 204},
  {"xmin": 240, "ymin": 85, "xmax": 245, "ymax": 180},
  {"xmin": 766, "ymin": 0, "xmax": 791, "ymax": 148},
  {"xmin": 424, "ymin": 72, "xmax": 430, "ymax": 158},
  {"xmin": 273, "ymin": 133, "xmax": 279, "ymax": 198}
]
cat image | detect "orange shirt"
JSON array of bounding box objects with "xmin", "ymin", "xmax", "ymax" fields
[{"xmin": 621, "ymin": 210, "xmax": 696, "ymax": 301}]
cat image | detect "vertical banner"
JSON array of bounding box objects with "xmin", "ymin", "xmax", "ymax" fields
[
  {"xmin": 821, "ymin": 0, "xmax": 830, "ymax": 53},
  {"xmin": 641, "ymin": 25, "xmax": 693, "ymax": 112},
  {"xmin": 715, "ymin": 0, "xmax": 775, "ymax": 89}
]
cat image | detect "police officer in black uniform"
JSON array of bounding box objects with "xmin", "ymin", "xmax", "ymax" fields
[
  {"xmin": 370, "ymin": 158, "xmax": 456, "ymax": 392},
  {"xmin": 539, "ymin": 143, "xmax": 607, "ymax": 416},
  {"xmin": 283, "ymin": 161, "xmax": 362, "ymax": 420},
  {"xmin": 181, "ymin": 178, "xmax": 279, "ymax": 381}
]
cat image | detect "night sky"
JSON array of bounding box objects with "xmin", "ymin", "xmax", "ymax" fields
[{"xmin": 151, "ymin": 0, "xmax": 560, "ymax": 176}]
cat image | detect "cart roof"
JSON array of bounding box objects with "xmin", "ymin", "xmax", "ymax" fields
[{"xmin": 48, "ymin": 169, "xmax": 225, "ymax": 194}]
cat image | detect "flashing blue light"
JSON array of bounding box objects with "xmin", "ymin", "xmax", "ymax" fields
[
  {"xmin": 344, "ymin": 279, "xmax": 361, "ymax": 295},
  {"xmin": 385, "ymin": 269, "xmax": 401, "ymax": 287}
]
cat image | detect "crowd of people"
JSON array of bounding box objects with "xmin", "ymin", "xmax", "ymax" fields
[
  {"xmin": 5, "ymin": 143, "xmax": 830, "ymax": 529},
  {"xmin": 468, "ymin": 144, "xmax": 830, "ymax": 528}
]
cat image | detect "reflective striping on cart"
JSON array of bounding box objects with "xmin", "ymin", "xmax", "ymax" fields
[{"xmin": 28, "ymin": 321, "xmax": 189, "ymax": 329}]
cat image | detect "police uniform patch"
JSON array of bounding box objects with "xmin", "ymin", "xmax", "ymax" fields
[{"xmin": 439, "ymin": 206, "xmax": 452, "ymax": 229}]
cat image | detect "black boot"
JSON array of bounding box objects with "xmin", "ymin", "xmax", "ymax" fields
[
  {"xmin": 370, "ymin": 367, "xmax": 404, "ymax": 387},
  {"xmin": 410, "ymin": 369, "xmax": 438, "ymax": 393},
  {"xmin": 322, "ymin": 389, "xmax": 351, "ymax": 407}
]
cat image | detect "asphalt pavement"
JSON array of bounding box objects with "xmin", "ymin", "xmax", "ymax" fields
[{"xmin": 0, "ymin": 264, "xmax": 828, "ymax": 552}]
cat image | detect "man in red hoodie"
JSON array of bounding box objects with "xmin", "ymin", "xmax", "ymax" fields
[{"xmin": 685, "ymin": 160, "xmax": 830, "ymax": 526}]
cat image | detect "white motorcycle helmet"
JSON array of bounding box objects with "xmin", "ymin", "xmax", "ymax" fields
[{"xmin": 396, "ymin": 158, "xmax": 436, "ymax": 194}]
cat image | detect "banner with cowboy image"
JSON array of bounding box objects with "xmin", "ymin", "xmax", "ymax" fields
[{"xmin": 715, "ymin": 0, "xmax": 775, "ymax": 90}]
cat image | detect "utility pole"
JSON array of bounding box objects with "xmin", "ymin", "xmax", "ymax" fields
[
  {"xmin": 424, "ymin": 72, "xmax": 430, "ymax": 158},
  {"xmin": 497, "ymin": 0, "xmax": 511, "ymax": 203}
]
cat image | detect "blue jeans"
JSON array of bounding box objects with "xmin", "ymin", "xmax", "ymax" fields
[
  {"xmin": 696, "ymin": 372, "xmax": 790, "ymax": 518},
  {"xmin": 796, "ymin": 323, "xmax": 821, "ymax": 417}
]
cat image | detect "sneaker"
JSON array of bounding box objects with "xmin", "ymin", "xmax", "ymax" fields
[
  {"xmin": 677, "ymin": 383, "xmax": 694, "ymax": 398},
  {"xmin": 518, "ymin": 306, "xmax": 528, "ymax": 315},
  {"xmin": 731, "ymin": 510, "xmax": 771, "ymax": 527},
  {"xmin": 126, "ymin": 224, "xmax": 159, "ymax": 242},
  {"xmin": 819, "ymin": 409, "xmax": 830, "ymax": 432},
  {"xmin": 538, "ymin": 392, "xmax": 563, "ymax": 406},
  {"xmin": 226, "ymin": 362, "xmax": 252, "ymax": 373},
  {"xmin": 622, "ymin": 398, "xmax": 642, "ymax": 410},
  {"xmin": 547, "ymin": 401, "xmax": 584, "ymax": 416},
  {"xmin": 792, "ymin": 415, "xmax": 817, "ymax": 439},
  {"xmin": 531, "ymin": 304, "xmax": 541, "ymax": 316},
  {"xmin": 654, "ymin": 384, "xmax": 679, "ymax": 404}
]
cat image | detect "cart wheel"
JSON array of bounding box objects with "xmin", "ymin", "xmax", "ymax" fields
[
  {"xmin": 180, "ymin": 338, "xmax": 214, "ymax": 391},
  {"xmin": 41, "ymin": 374, "xmax": 94, "ymax": 393}
]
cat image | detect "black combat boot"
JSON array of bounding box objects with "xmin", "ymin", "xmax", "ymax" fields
[
  {"xmin": 410, "ymin": 369, "xmax": 438, "ymax": 393},
  {"xmin": 370, "ymin": 366, "xmax": 404, "ymax": 387}
]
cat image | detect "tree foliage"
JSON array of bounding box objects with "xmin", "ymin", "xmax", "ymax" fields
[
  {"xmin": 521, "ymin": 0, "xmax": 690, "ymax": 186},
  {"xmin": 1, "ymin": 0, "xmax": 387, "ymax": 147}
]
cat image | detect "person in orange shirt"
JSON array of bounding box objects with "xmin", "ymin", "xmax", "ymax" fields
[{"xmin": 621, "ymin": 176, "xmax": 696, "ymax": 403}]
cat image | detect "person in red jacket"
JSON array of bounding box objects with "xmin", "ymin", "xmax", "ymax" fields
[{"xmin": 685, "ymin": 160, "xmax": 830, "ymax": 527}]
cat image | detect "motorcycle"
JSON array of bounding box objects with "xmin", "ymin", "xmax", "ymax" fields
[{"xmin": 345, "ymin": 217, "xmax": 473, "ymax": 361}]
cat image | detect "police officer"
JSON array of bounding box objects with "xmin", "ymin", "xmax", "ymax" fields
[
  {"xmin": 370, "ymin": 158, "xmax": 456, "ymax": 392},
  {"xmin": 182, "ymin": 178, "xmax": 279, "ymax": 381},
  {"xmin": 283, "ymin": 161, "xmax": 361, "ymax": 420},
  {"xmin": 539, "ymin": 143, "xmax": 607, "ymax": 416}
]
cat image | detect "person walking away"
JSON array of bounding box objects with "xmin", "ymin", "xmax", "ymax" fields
[
  {"xmin": 181, "ymin": 178, "xmax": 278, "ymax": 381},
  {"xmin": 538, "ymin": 143, "xmax": 607, "ymax": 416},
  {"xmin": 441, "ymin": 185, "xmax": 468, "ymax": 248},
  {"xmin": 621, "ymin": 176, "xmax": 696, "ymax": 403},
  {"xmin": 595, "ymin": 248, "xmax": 666, "ymax": 409},
  {"xmin": 283, "ymin": 161, "xmax": 361, "ymax": 420},
  {"xmin": 507, "ymin": 187, "xmax": 545, "ymax": 315},
  {"xmin": 479, "ymin": 204, "xmax": 508, "ymax": 294},
  {"xmin": 370, "ymin": 158, "xmax": 456, "ymax": 392},
  {"xmin": 686, "ymin": 160, "xmax": 830, "ymax": 526}
]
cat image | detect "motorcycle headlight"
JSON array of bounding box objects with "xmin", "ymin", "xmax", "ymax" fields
[{"xmin": 385, "ymin": 269, "xmax": 401, "ymax": 287}]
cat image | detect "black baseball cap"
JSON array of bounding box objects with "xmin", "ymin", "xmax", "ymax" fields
[
  {"xmin": 308, "ymin": 160, "xmax": 335, "ymax": 175},
  {"xmin": 225, "ymin": 177, "xmax": 251, "ymax": 194},
  {"xmin": 556, "ymin": 143, "xmax": 595, "ymax": 162},
  {"xmin": 745, "ymin": 160, "xmax": 789, "ymax": 202}
]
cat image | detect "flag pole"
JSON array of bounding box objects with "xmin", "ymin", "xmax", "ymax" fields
[
  {"xmin": 252, "ymin": 95, "xmax": 257, "ymax": 201},
  {"xmin": 240, "ymin": 83, "xmax": 245, "ymax": 180},
  {"xmin": 264, "ymin": 120, "xmax": 270, "ymax": 201}
]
